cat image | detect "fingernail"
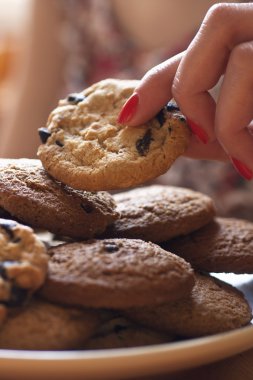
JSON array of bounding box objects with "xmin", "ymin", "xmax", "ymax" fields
[
  {"xmin": 230, "ymin": 157, "xmax": 253, "ymax": 180},
  {"xmin": 186, "ymin": 118, "xmax": 209, "ymax": 144},
  {"xmin": 117, "ymin": 93, "xmax": 139, "ymax": 124}
]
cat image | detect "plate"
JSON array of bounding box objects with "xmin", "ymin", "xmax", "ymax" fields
[{"xmin": 1, "ymin": 273, "xmax": 253, "ymax": 380}]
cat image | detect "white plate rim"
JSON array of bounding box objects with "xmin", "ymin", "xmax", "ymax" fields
[{"xmin": 1, "ymin": 324, "xmax": 253, "ymax": 378}]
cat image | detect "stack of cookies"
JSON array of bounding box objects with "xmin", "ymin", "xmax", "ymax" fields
[{"xmin": 0, "ymin": 79, "xmax": 252, "ymax": 350}]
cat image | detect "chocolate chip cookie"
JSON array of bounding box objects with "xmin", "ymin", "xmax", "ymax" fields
[
  {"xmin": 102, "ymin": 185, "xmax": 216, "ymax": 242},
  {"xmin": 40, "ymin": 238, "xmax": 195, "ymax": 309},
  {"xmin": 163, "ymin": 217, "xmax": 253, "ymax": 273},
  {"xmin": 38, "ymin": 79, "xmax": 190, "ymax": 191},
  {"xmin": 0, "ymin": 219, "xmax": 48, "ymax": 308},
  {"xmin": 125, "ymin": 272, "xmax": 252, "ymax": 337},
  {"xmin": 0, "ymin": 158, "xmax": 118, "ymax": 239},
  {"xmin": 0, "ymin": 298, "xmax": 102, "ymax": 350}
]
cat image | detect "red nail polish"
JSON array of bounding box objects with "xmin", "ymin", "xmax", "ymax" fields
[
  {"xmin": 117, "ymin": 93, "xmax": 139, "ymax": 124},
  {"xmin": 230, "ymin": 157, "xmax": 253, "ymax": 180},
  {"xmin": 186, "ymin": 118, "xmax": 209, "ymax": 144}
]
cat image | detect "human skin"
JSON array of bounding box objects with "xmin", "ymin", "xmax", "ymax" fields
[{"xmin": 119, "ymin": 3, "xmax": 253, "ymax": 179}]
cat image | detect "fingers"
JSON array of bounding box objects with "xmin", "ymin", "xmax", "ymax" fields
[
  {"xmin": 118, "ymin": 53, "xmax": 183, "ymax": 126},
  {"xmin": 118, "ymin": 3, "xmax": 253, "ymax": 169},
  {"xmin": 172, "ymin": 2, "xmax": 253, "ymax": 144},
  {"xmin": 215, "ymin": 41, "xmax": 253, "ymax": 179},
  {"xmin": 184, "ymin": 135, "xmax": 228, "ymax": 162}
]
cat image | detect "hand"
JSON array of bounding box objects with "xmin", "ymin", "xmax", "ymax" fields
[{"xmin": 118, "ymin": 3, "xmax": 253, "ymax": 180}]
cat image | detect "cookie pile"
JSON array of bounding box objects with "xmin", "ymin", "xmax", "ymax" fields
[{"xmin": 0, "ymin": 79, "xmax": 252, "ymax": 350}]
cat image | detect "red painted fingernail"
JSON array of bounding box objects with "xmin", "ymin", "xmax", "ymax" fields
[
  {"xmin": 117, "ymin": 93, "xmax": 139, "ymax": 124},
  {"xmin": 186, "ymin": 118, "xmax": 209, "ymax": 144},
  {"xmin": 230, "ymin": 157, "xmax": 253, "ymax": 180}
]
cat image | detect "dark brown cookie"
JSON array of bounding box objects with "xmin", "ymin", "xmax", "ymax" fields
[
  {"xmin": 163, "ymin": 217, "xmax": 253, "ymax": 273},
  {"xmin": 84, "ymin": 316, "xmax": 173, "ymax": 349},
  {"xmin": 40, "ymin": 238, "xmax": 195, "ymax": 309},
  {"xmin": 102, "ymin": 185, "xmax": 216, "ymax": 242},
  {"xmin": 0, "ymin": 298, "xmax": 102, "ymax": 350},
  {"xmin": 0, "ymin": 158, "xmax": 118, "ymax": 239},
  {"xmin": 124, "ymin": 272, "xmax": 252, "ymax": 337}
]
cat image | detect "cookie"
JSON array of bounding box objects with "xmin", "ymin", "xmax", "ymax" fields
[
  {"xmin": 84, "ymin": 316, "xmax": 173, "ymax": 349},
  {"xmin": 0, "ymin": 219, "xmax": 48, "ymax": 307},
  {"xmin": 102, "ymin": 185, "xmax": 216, "ymax": 242},
  {"xmin": 37, "ymin": 79, "xmax": 190, "ymax": 191},
  {"xmin": 0, "ymin": 158, "xmax": 118, "ymax": 239},
  {"xmin": 163, "ymin": 217, "xmax": 253, "ymax": 274},
  {"xmin": 0, "ymin": 305, "xmax": 7, "ymax": 327},
  {"xmin": 125, "ymin": 272, "xmax": 252, "ymax": 337},
  {"xmin": 0, "ymin": 299, "xmax": 102, "ymax": 350},
  {"xmin": 40, "ymin": 238, "xmax": 195, "ymax": 309}
]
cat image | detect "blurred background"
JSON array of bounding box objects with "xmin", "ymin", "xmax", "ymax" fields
[{"xmin": 0, "ymin": 0, "xmax": 30, "ymax": 118}]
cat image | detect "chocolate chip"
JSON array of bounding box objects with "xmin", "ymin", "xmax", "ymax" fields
[
  {"xmin": 104, "ymin": 242, "xmax": 119, "ymax": 253},
  {"xmin": 155, "ymin": 108, "xmax": 166, "ymax": 126},
  {"xmin": 166, "ymin": 102, "xmax": 180, "ymax": 112},
  {"xmin": 0, "ymin": 261, "xmax": 20, "ymax": 280},
  {"xmin": 81, "ymin": 203, "xmax": 94, "ymax": 214},
  {"xmin": 114, "ymin": 323, "xmax": 128, "ymax": 334},
  {"xmin": 0, "ymin": 220, "xmax": 17, "ymax": 240},
  {"xmin": 6, "ymin": 286, "xmax": 29, "ymax": 307},
  {"xmin": 38, "ymin": 128, "xmax": 51, "ymax": 144},
  {"xmin": 168, "ymin": 126, "xmax": 173, "ymax": 134},
  {"xmin": 0, "ymin": 263, "xmax": 8, "ymax": 280},
  {"xmin": 136, "ymin": 129, "xmax": 153, "ymax": 156},
  {"xmin": 55, "ymin": 140, "xmax": 64, "ymax": 147},
  {"xmin": 67, "ymin": 93, "xmax": 85, "ymax": 104}
]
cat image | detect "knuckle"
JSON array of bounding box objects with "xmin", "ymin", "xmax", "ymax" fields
[
  {"xmin": 215, "ymin": 125, "xmax": 229, "ymax": 146},
  {"xmin": 143, "ymin": 64, "xmax": 165, "ymax": 83},
  {"xmin": 231, "ymin": 42, "xmax": 253, "ymax": 66},
  {"xmin": 205, "ymin": 3, "xmax": 233, "ymax": 26},
  {"xmin": 171, "ymin": 77, "xmax": 188, "ymax": 103}
]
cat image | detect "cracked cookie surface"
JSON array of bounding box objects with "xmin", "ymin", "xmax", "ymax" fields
[
  {"xmin": 102, "ymin": 185, "xmax": 216, "ymax": 242},
  {"xmin": 37, "ymin": 79, "xmax": 190, "ymax": 191},
  {"xmin": 0, "ymin": 298, "xmax": 101, "ymax": 350},
  {"xmin": 163, "ymin": 217, "xmax": 253, "ymax": 274},
  {"xmin": 0, "ymin": 158, "xmax": 118, "ymax": 239},
  {"xmin": 40, "ymin": 238, "xmax": 195, "ymax": 309},
  {"xmin": 125, "ymin": 272, "xmax": 252, "ymax": 337}
]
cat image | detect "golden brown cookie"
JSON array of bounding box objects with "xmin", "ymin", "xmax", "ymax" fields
[
  {"xmin": 37, "ymin": 79, "xmax": 190, "ymax": 191},
  {"xmin": 40, "ymin": 238, "xmax": 195, "ymax": 309},
  {"xmin": 0, "ymin": 158, "xmax": 118, "ymax": 239},
  {"xmin": 124, "ymin": 272, "xmax": 252, "ymax": 337},
  {"xmin": 0, "ymin": 299, "xmax": 102, "ymax": 350},
  {"xmin": 84, "ymin": 316, "xmax": 173, "ymax": 349},
  {"xmin": 0, "ymin": 218, "xmax": 48, "ymax": 307},
  {"xmin": 102, "ymin": 185, "xmax": 216, "ymax": 242},
  {"xmin": 163, "ymin": 217, "xmax": 253, "ymax": 273}
]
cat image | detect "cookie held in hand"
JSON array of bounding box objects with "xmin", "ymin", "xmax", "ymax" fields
[{"xmin": 38, "ymin": 79, "xmax": 190, "ymax": 191}]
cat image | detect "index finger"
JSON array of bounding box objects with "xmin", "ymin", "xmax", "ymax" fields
[{"xmin": 172, "ymin": 3, "xmax": 253, "ymax": 141}]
